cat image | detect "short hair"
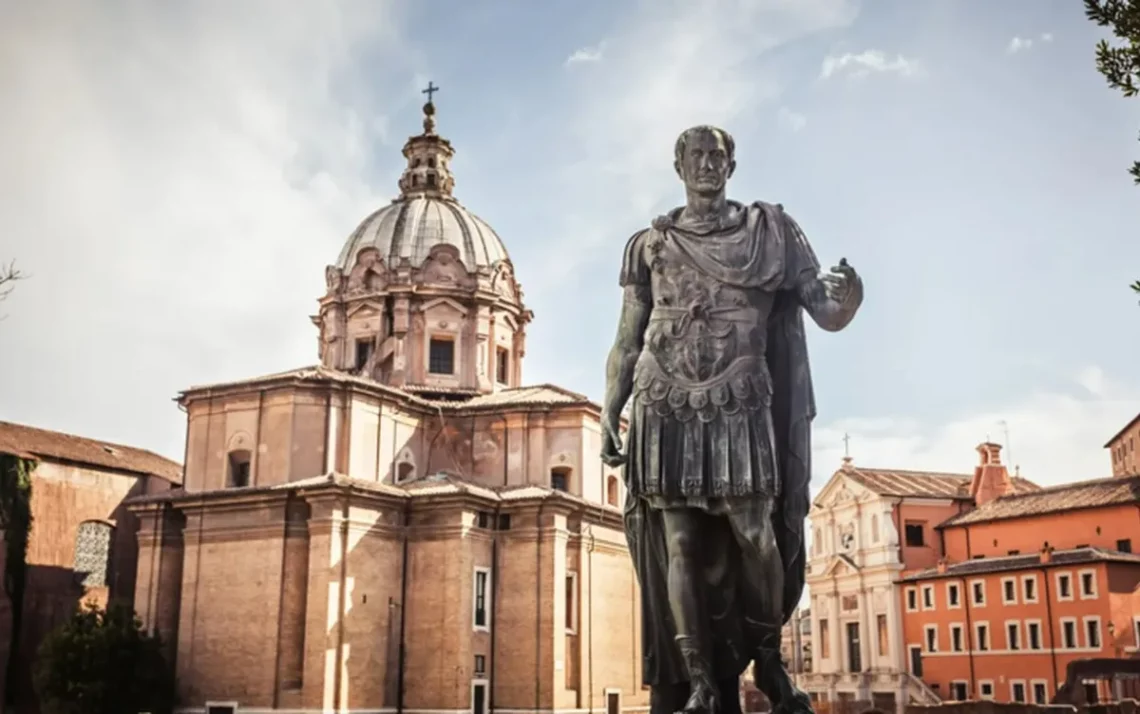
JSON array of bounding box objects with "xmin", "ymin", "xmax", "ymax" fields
[{"xmin": 674, "ymin": 125, "xmax": 735, "ymax": 163}]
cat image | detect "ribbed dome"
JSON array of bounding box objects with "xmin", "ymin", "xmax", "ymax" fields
[{"xmin": 335, "ymin": 196, "xmax": 510, "ymax": 271}]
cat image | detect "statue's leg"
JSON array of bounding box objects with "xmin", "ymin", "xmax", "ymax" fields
[
  {"xmin": 726, "ymin": 498, "xmax": 813, "ymax": 714},
  {"xmin": 661, "ymin": 507, "xmax": 718, "ymax": 713}
]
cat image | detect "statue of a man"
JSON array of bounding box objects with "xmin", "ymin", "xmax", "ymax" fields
[{"xmin": 601, "ymin": 126, "xmax": 863, "ymax": 714}]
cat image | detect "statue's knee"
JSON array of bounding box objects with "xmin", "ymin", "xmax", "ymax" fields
[{"xmin": 666, "ymin": 528, "xmax": 701, "ymax": 562}]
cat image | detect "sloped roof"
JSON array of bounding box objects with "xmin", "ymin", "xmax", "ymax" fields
[
  {"xmin": 940, "ymin": 474, "xmax": 1140, "ymax": 527},
  {"xmin": 1105, "ymin": 411, "xmax": 1140, "ymax": 448},
  {"xmin": 901, "ymin": 546, "xmax": 1140, "ymax": 581},
  {"xmin": 457, "ymin": 384, "xmax": 593, "ymax": 409},
  {"xmin": 0, "ymin": 420, "xmax": 182, "ymax": 483},
  {"xmin": 840, "ymin": 465, "xmax": 1040, "ymax": 500}
]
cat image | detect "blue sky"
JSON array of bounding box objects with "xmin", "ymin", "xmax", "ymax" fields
[{"xmin": 1, "ymin": 0, "xmax": 1138, "ymax": 490}]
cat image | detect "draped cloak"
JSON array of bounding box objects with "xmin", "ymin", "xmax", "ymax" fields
[{"xmin": 619, "ymin": 200, "xmax": 819, "ymax": 686}]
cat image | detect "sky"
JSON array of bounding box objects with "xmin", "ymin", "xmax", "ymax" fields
[{"xmin": 2, "ymin": 0, "xmax": 1139, "ymax": 495}]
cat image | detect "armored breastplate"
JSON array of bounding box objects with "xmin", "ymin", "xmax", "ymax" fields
[{"xmin": 634, "ymin": 223, "xmax": 776, "ymax": 424}]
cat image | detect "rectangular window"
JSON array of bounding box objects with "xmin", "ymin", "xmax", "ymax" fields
[
  {"xmin": 1032, "ymin": 681, "xmax": 1048, "ymax": 705},
  {"xmin": 975, "ymin": 622, "xmax": 990, "ymax": 651},
  {"xmin": 1011, "ymin": 681, "xmax": 1027, "ymax": 703},
  {"xmin": 904, "ymin": 522, "xmax": 925, "ymax": 547},
  {"xmin": 971, "ymin": 580, "xmax": 986, "ymax": 607},
  {"xmin": 1006, "ymin": 621, "xmax": 1021, "ymax": 651},
  {"xmin": 1079, "ymin": 569, "xmax": 1097, "ymax": 599},
  {"xmin": 947, "ymin": 582, "xmax": 960, "ymax": 608},
  {"xmin": 905, "ymin": 587, "xmax": 918, "ymax": 612},
  {"xmin": 979, "ymin": 681, "xmax": 994, "ymax": 700},
  {"xmin": 1057, "ymin": 573, "xmax": 1073, "ymax": 601},
  {"xmin": 1061, "ymin": 618, "xmax": 1077, "ymax": 649},
  {"xmin": 474, "ymin": 654, "xmax": 486, "ymax": 675},
  {"xmin": 1085, "ymin": 617, "xmax": 1102, "ymax": 649},
  {"xmin": 495, "ymin": 347, "xmax": 509, "ymax": 385},
  {"xmin": 1134, "ymin": 616, "xmax": 1140, "ymax": 648},
  {"xmin": 1027, "ymin": 621, "xmax": 1042, "ymax": 650},
  {"xmin": 1023, "ymin": 575, "xmax": 1038, "ymax": 603},
  {"xmin": 550, "ymin": 469, "xmax": 569, "ymax": 492},
  {"xmin": 908, "ymin": 645, "xmax": 923, "ymax": 677},
  {"xmin": 819, "ymin": 619, "xmax": 830, "ymax": 659},
  {"xmin": 1118, "ymin": 538, "xmax": 1133, "ymax": 553},
  {"xmin": 950, "ymin": 624, "xmax": 964, "ymax": 652},
  {"xmin": 429, "ymin": 338, "xmax": 455, "ymax": 374},
  {"xmin": 951, "ymin": 682, "xmax": 968, "ymax": 701},
  {"xmin": 355, "ymin": 337, "xmax": 374, "ymax": 370},
  {"xmin": 1002, "ymin": 577, "xmax": 1017, "ymax": 605},
  {"xmin": 565, "ymin": 572, "xmax": 579, "ymax": 633},
  {"xmin": 922, "ymin": 585, "xmax": 934, "ymax": 610},
  {"xmin": 924, "ymin": 624, "xmax": 938, "ymax": 653},
  {"xmin": 877, "ymin": 614, "xmax": 889, "ymax": 657},
  {"xmin": 473, "ymin": 567, "xmax": 491, "ymax": 631}
]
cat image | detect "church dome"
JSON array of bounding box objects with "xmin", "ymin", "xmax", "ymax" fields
[{"xmin": 336, "ymin": 196, "xmax": 509, "ymax": 272}]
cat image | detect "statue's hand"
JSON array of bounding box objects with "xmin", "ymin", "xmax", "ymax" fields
[
  {"xmin": 822, "ymin": 257, "xmax": 860, "ymax": 305},
  {"xmin": 600, "ymin": 414, "xmax": 626, "ymax": 467}
]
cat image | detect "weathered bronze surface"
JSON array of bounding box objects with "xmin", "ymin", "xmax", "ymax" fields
[{"xmin": 601, "ymin": 126, "xmax": 864, "ymax": 714}]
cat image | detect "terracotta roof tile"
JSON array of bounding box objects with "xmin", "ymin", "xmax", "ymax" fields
[
  {"xmin": 455, "ymin": 384, "xmax": 593, "ymax": 409},
  {"xmin": 939, "ymin": 474, "xmax": 1140, "ymax": 527},
  {"xmin": 841, "ymin": 466, "xmax": 1040, "ymax": 500},
  {"xmin": 902, "ymin": 546, "xmax": 1140, "ymax": 581},
  {"xmin": 0, "ymin": 420, "xmax": 182, "ymax": 483}
]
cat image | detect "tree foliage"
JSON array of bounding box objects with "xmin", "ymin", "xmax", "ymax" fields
[
  {"xmin": 1085, "ymin": 0, "xmax": 1140, "ymax": 183},
  {"xmin": 34, "ymin": 601, "xmax": 175, "ymax": 714},
  {"xmin": 0, "ymin": 452, "xmax": 34, "ymax": 707}
]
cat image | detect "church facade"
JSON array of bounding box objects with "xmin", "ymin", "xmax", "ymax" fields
[{"xmin": 129, "ymin": 95, "xmax": 646, "ymax": 714}]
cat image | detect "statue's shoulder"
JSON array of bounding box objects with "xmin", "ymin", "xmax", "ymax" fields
[{"xmin": 749, "ymin": 200, "xmax": 788, "ymax": 218}]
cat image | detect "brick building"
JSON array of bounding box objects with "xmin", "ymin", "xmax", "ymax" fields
[
  {"xmin": 1106, "ymin": 411, "xmax": 1139, "ymax": 477},
  {"xmin": 0, "ymin": 420, "xmax": 180, "ymax": 710},
  {"xmin": 900, "ymin": 440, "xmax": 1140, "ymax": 705},
  {"xmin": 125, "ymin": 95, "xmax": 648, "ymax": 714},
  {"xmin": 802, "ymin": 449, "xmax": 1040, "ymax": 714}
]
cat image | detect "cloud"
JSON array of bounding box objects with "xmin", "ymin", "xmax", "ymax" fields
[
  {"xmin": 544, "ymin": 0, "xmax": 859, "ymax": 282},
  {"xmin": 778, "ymin": 106, "xmax": 807, "ymax": 133},
  {"xmin": 811, "ymin": 366, "xmax": 1137, "ymax": 494},
  {"xmin": 1007, "ymin": 32, "xmax": 1054, "ymax": 54},
  {"xmin": 565, "ymin": 42, "xmax": 605, "ymax": 66},
  {"xmin": 819, "ymin": 49, "xmax": 922, "ymax": 80},
  {"xmin": 0, "ymin": 1, "xmax": 414, "ymax": 457}
]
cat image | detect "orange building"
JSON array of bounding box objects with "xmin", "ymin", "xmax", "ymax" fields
[
  {"xmin": 1106, "ymin": 411, "xmax": 1140, "ymax": 477},
  {"xmin": 899, "ymin": 440, "xmax": 1140, "ymax": 705}
]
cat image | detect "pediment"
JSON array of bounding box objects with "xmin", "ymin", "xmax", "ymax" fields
[
  {"xmin": 813, "ymin": 472, "xmax": 871, "ymax": 510},
  {"xmin": 346, "ymin": 300, "xmax": 384, "ymax": 319},
  {"xmin": 421, "ymin": 297, "xmax": 468, "ymax": 317},
  {"xmin": 821, "ymin": 554, "xmax": 860, "ymax": 578}
]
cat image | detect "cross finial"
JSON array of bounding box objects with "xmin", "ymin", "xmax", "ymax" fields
[
  {"xmin": 422, "ymin": 81, "xmax": 439, "ymax": 104},
  {"xmin": 842, "ymin": 432, "xmax": 851, "ymax": 458}
]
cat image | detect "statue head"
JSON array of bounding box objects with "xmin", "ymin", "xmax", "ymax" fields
[{"xmin": 673, "ymin": 125, "xmax": 736, "ymax": 196}]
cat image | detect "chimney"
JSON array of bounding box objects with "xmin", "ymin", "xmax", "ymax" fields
[
  {"xmin": 936, "ymin": 558, "xmax": 949, "ymax": 575},
  {"xmin": 1040, "ymin": 545, "xmax": 1054, "ymax": 564},
  {"xmin": 970, "ymin": 441, "xmax": 1014, "ymax": 506}
]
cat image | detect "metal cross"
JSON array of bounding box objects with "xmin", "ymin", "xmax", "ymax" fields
[
  {"xmin": 842, "ymin": 432, "xmax": 851, "ymax": 458},
  {"xmin": 422, "ymin": 81, "xmax": 439, "ymax": 103}
]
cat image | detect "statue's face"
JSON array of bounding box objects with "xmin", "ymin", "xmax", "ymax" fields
[{"xmin": 675, "ymin": 130, "xmax": 734, "ymax": 195}]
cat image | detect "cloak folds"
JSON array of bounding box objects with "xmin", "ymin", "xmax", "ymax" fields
[{"xmin": 621, "ymin": 201, "xmax": 818, "ymax": 687}]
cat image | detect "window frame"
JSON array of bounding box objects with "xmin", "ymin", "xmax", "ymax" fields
[
  {"xmin": 1084, "ymin": 615, "xmax": 1102, "ymax": 650},
  {"xmin": 950, "ymin": 681, "xmax": 969, "ymax": 702},
  {"xmin": 1026, "ymin": 619, "xmax": 1043, "ymax": 651},
  {"xmin": 1021, "ymin": 574, "xmax": 1038, "ymax": 604},
  {"xmin": 1056, "ymin": 572, "xmax": 1074, "ymax": 601},
  {"xmin": 428, "ymin": 335, "xmax": 457, "ymax": 375},
  {"xmin": 473, "ymin": 566, "xmax": 492, "ymax": 632},
  {"xmin": 949, "ymin": 623, "xmax": 965, "ymax": 652},
  {"xmin": 1078, "ymin": 568, "xmax": 1098, "ymax": 599},
  {"xmin": 924, "ymin": 624, "xmax": 938, "ymax": 653},
  {"xmin": 1001, "ymin": 576, "xmax": 1018, "ymax": 605},
  {"xmin": 978, "ymin": 680, "xmax": 995, "ymax": 701},
  {"xmin": 1031, "ymin": 680, "xmax": 1049, "ymax": 705},
  {"xmin": 905, "ymin": 586, "xmax": 919, "ymax": 613},
  {"xmin": 565, "ymin": 571, "xmax": 579, "ymax": 634},
  {"xmin": 1005, "ymin": 620, "xmax": 1022, "ymax": 651},
  {"xmin": 946, "ymin": 582, "xmax": 961, "ymax": 609},
  {"xmin": 921, "ymin": 584, "xmax": 935, "ymax": 611},
  {"xmin": 974, "ymin": 621, "xmax": 990, "ymax": 652},
  {"xmin": 904, "ymin": 521, "xmax": 926, "ymax": 547},
  {"xmin": 970, "ymin": 578, "xmax": 987, "ymax": 607},
  {"xmin": 1060, "ymin": 617, "xmax": 1078, "ymax": 649},
  {"xmin": 1010, "ymin": 680, "xmax": 1027, "ymax": 704}
]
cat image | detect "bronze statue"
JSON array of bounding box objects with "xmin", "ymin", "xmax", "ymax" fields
[{"xmin": 601, "ymin": 126, "xmax": 863, "ymax": 714}]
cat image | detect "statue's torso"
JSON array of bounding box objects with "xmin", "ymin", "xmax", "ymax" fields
[{"xmin": 633, "ymin": 210, "xmax": 776, "ymax": 423}]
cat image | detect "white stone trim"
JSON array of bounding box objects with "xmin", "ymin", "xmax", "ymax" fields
[
  {"xmin": 1055, "ymin": 571, "xmax": 1074, "ymax": 601},
  {"xmin": 1010, "ymin": 679, "xmax": 1028, "ymax": 703},
  {"xmin": 565, "ymin": 570, "xmax": 579, "ymax": 635},
  {"xmin": 945, "ymin": 581, "xmax": 961, "ymax": 609},
  {"xmin": 1000, "ymin": 576, "xmax": 1018, "ymax": 605},
  {"xmin": 1021, "ymin": 574, "xmax": 1039, "ymax": 603},
  {"xmin": 1078, "ymin": 568, "xmax": 1098, "ymax": 599},
  {"xmin": 473, "ymin": 566, "xmax": 492, "ymax": 632},
  {"xmin": 978, "ymin": 680, "xmax": 995, "ymax": 700},
  {"xmin": 1025, "ymin": 618, "xmax": 1044, "ymax": 650},
  {"xmin": 1083, "ymin": 615, "xmax": 1103, "ymax": 650},
  {"xmin": 1004, "ymin": 619, "xmax": 1022, "ymax": 651},
  {"xmin": 1031, "ymin": 679, "xmax": 1050, "ymax": 704},
  {"xmin": 949, "ymin": 622, "xmax": 965, "ymax": 652},
  {"xmin": 920, "ymin": 584, "xmax": 934, "ymax": 611},
  {"xmin": 974, "ymin": 620, "xmax": 991, "ymax": 652},
  {"xmin": 969, "ymin": 578, "xmax": 986, "ymax": 607},
  {"xmin": 471, "ymin": 678, "xmax": 490, "ymax": 714},
  {"xmin": 923, "ymin": 623, "xmax": 938, "ymax": 653},
  {"xmin": 1060, "ymin": 616, "xmax": 1079, "ymax": 648}
]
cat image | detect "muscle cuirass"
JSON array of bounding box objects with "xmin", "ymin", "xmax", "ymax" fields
[{"xmin": 633, "ymin": 213, "xmax": 776, "ymax": 425}]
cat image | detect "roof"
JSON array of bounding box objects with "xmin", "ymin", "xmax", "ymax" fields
[
  {"xmin": 939, "ymin": 474, "xmax": 1140, "ymax": 527},
  {"xmin": 336, "ymin": 196, "xmax": 510, "ymax": 272},
  {"xmin": 180, "ymin": 366, "xmax": 601, "ymax": 415},
  {"xmin": 840, "ymin": 464, "xmax": 1040, "ymax": 500},
  {"xmin": 1104, "ymin": 411, "xmax": 1140, "ymax": 448},
  {"xmin": 901, "ymin": 546, "xmax": 1140, "ymax": 581},
  {"xmin": 0, "ymin": 420, "xmax": 182, "ymax": 483}
]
